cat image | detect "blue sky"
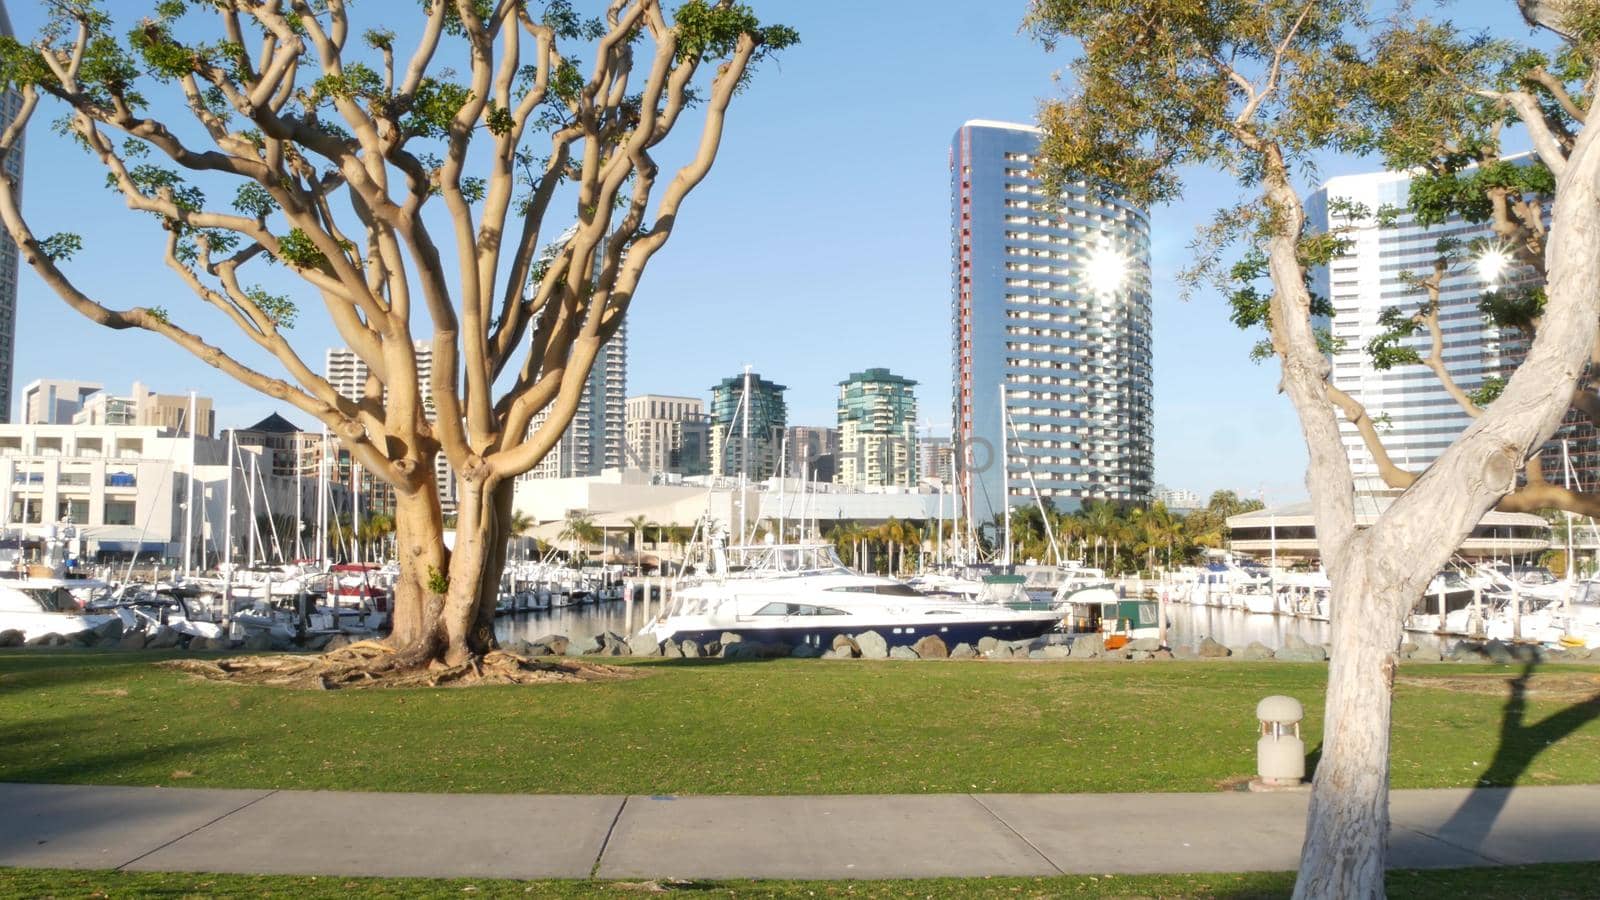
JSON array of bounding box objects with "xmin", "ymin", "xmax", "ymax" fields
[{"xmin": 8, "ymin": 1, "xmax": 1531, "ymax": 506}]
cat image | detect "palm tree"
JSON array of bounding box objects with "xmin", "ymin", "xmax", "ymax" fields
[
  {"xmin": 358, "ymin": 512, "xmax": 396, "ymax": 562},
  {"xmin": 506, "ymin": 510, "xmax": 534, "ymax": 562},
  {"xmin": 559, "ymin": 510, "xmax": 602, "ymax": 565},
  {"xmin": 625, "ymin": 514, "xmax": 652, "ymax": 572}
]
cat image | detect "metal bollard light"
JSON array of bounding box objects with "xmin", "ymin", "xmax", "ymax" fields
[{"xmin": 1255, "ymin": 695, "xmax": 1305, "ymax": 787}]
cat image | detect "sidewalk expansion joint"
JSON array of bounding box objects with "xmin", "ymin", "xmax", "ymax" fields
[
  {"xmin": 969, "ymin": 794, "xmax": 1064, "ymax": 876},
  {"xmin": 590, "ymin": 795, "xmax": 629, "ymax": 879},
  {"xmin": 115, "ymin": 790, "xmax": 279, "ymax": 872},
  {"xmin": 1392, "ymin": 823, "xmax": 1509, "ymax": 867}
]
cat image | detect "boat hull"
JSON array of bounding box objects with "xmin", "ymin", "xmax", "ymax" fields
[{"xmin": 655, "ymin": 617, "xmax": 1060, "ymax": 651}]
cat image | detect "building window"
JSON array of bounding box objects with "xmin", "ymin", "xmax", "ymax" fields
[{"xmin": 103, "ymin": 500, "xmax": 136, "ymax": 526}]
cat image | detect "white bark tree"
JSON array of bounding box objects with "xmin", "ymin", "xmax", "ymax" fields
[
  {"xmin": 1027, "ymin": 1, "xmax": 1600, "ymax": 896},
  {"xmin": 0, "ymin": 0, "xmax": 794, "ymax": 677}
]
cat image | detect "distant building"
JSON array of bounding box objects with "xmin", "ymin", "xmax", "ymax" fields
[
  {"xmin": 709, "ymin": 371, "xmax": 787, "ymax": 480},
  {"xmin": 919, "ymin": 436, "xmax": 954, "ymax": 484},
  {"xmin": 1151, "ymin": 485, "xmax": 1201, "ymax": 511},
  {"xmin": 72, "ymin": 382, "xmax": 214, "ymax": 438},
  {"xmin": 0, "ymin": 1, "xmax": 23, "ymax": 423},
  {"xmin": 0, "ymin": 420, "xmax": 343, "ymax": 566},
  {"xmin": 1308, "ymin": 158, "xmax": 1596, "ymax": 489},
  {"xmin": 786, "ymin": 425, "xmax": 838, "ymax": 482},
  {"xmin": 835, "ymin": 368, "xmax": 918, "ymax": 488},
  {"xmin": 324, "ymin": 343, "xmax": 453, "ymax": 514},
  {"xmin": 21, "ymin": 379, "xmax": 102, "ymax": 425},
  {"xmin": 525, "ymin": 321, "xmax": 628, "ymax": 480},
  {"xmin": 624, "ymin": 394, "xmax": 709, "ymax": 476},
  {"xmin": 951, "ymin": 120, "xmax": 1154, "ymax": 526}
]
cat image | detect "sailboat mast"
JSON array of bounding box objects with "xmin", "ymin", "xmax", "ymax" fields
[
  {"xmin": 317, "ymin": 428, "xmax": 328, "ymax": 570},
  {"xmin": 247, "ymin": 450, "xmax": 258, "ymax": 567},
  {"xmin": 351, "ymin": 461, "xmax": 362, "ymax": 564},
  {"xmin": 739, "ymin": 365, "xmax": 751, "ymax": 547},
  {"xmin": 222, "ymin": 428, "xmax": 235, "ymax": 619},
  {"xmin": 294, "ymin": 436, "xmax": 304, "ymax": 560},
  {"xmin": 182, "ymin": 390, "xmax": 197, "ymax": 579},
  {"xmin": 776, "ymin": 430, "xmax": 787, "ymax": 544}
]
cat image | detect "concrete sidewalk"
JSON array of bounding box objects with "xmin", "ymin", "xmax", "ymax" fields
[{"xmin": 2, "ymin": 783, "xmax": 1597, "ymax": 881}]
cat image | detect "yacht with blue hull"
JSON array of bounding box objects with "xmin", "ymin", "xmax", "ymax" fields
[{"xmin": 639, "ymin": 542, "xmax": 1065, "ymax": 650}]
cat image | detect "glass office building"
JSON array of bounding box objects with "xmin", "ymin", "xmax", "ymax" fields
[{"xmin": 951, "ymin": 120, "xmax": 1153, "ymax": 530}]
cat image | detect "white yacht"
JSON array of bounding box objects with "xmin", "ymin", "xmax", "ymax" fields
[
  {"xmin": 639, "ymin": 542, "xmax": 1066, "ymax": 651},
  {"xmin": 0, "ymin": 578, "xmax": 118, "ymax": 641}
]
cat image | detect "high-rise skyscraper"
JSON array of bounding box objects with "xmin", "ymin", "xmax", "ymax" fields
[
  {"xmin": 835, "ymin": 368, "xmax": 918, "ymax": 488},
  {"xmin": 1308, "ymin": 160, "xmax": 1595, "ymax": 488},
  {"xmin": 0, "ymin": 1, "xmax": 23, "ymax": 423},
  {"xmin": 1310, "ymin": 166, "xmax": 1520, "ymax": 479},
  {"xmin": 951, "ymin": 120, "xmax": 1154, "ymax": 528},
  {"xmin": 324, "ymin": 342, "xmax": 454, "ymax": 512},
  {"xmin": 526, "ymin": 319, "xmax": 628, "ymax": 479},
  {"xmin": 709, "ymin": 370, "xmax": 787, "ymax": 480}
]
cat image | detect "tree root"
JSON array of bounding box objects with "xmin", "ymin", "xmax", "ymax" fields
[{"xmin": 163, "ymin": 641, "xmax": 636, "ymax": 690}]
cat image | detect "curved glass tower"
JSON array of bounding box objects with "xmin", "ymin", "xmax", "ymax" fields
[{"xmin": 951, "ymin": 120, "xmax": 1153, "ymax": 532}]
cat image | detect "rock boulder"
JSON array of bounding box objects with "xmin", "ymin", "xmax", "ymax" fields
[
  {"xmin": 889, "ymin": 645, "xmax": 920, "ymax": 660},
  {"xmin": 92, "ymin": 618, "xmax": 124, "ymax": 642},
  {"xmin": 117, "ymin": 631, "xmax": 148, "ymax": 650},
  {"xmin": 1275, "ymin": 645, "xmax": 1327, "ymax": 662},
  {"xmin": 1197, "ymin": 637, "xmax": 1231, "ymax": 658},
  {"xmin": 145, "ymin": 627, "xmax": 182, "ymax": 650},
  {"xmin": 533, "ymin": 634, "xmax": 570, "ymax": 656},
  {"xmin": 854, "ymin": 631, "xmax": 889, "ymax": 659},
  {"xmin": 977, "ymin": 636, "xmax": 1000, "ymax": 655},
  {"xmin": 1126, "ymin": 637, "xmax": 1161, "ymax": 652},
  {"xmin": 912, "ymin": 635, "xmax": 949, "ymax": 660},
  {"xmin": 0, "ymin": 628, "xmax": 24, "ymax": 647},
  {"xmin": 1070, "ymin": 634, "xmax": 1103, "ymax": 658},
  {"xmin": 679, "ymin": 638, "xmax": 703, "ymax": 658},
  {"xmin": 1239, "ymin": 641, "xmax": 1275, "ymax": 661},
  {"xmin": 831, "ymin": 634, "xmax": 860, "ymax": 658},
  {"xmin": 949, "ymin": 642, "xmax": 978, "ymax": 659}
]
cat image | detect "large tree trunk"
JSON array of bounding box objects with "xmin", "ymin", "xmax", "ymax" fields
[
  {"xmin": 439, "ymin": 470, "xmax": 503, "ymax": 665},
  {"xmin": 388, "ymin": 474, "xmax": 451, "ymax": 664},
  {"xmin": 1293, "ymin": 556, "xmax": 1412, "ymax": 899}
]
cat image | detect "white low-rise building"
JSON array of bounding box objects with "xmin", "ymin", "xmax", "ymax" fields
[{"xmin": 0, "ymin": 422, "xmax": 343, "ymax": 566}]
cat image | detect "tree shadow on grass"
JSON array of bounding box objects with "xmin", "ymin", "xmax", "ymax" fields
[
  {"xmin": 0, "ymin": 649, "xmax": 189, "ymax": 694},
  {"xmin": 1435, "ymin": 660, "xmax": 1600, "ymax": 853},
  {"xmin": 0, "ymin": 708, "xmax": 233, "ymax": 787}
]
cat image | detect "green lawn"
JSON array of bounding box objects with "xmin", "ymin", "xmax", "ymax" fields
[
  {"xmin": 4, "ymin": 864, "xmax": 1600, "ymax": 899},
  {"xmin": 0, "ymin": 651, "xmax": 1597, "ymax": 794}
]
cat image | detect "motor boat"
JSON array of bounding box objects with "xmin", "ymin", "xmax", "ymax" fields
[
  {"xmin": 0, "ymin": 578, "xmax": 120, "ymax": 642},
  {"xmin": 1050, "ymin": 572, "xmax": 1121, "ymax": 632},
  {"xmin": 638, "ymin": 541, "xmax": 1066, "ymax": 651},
  {"xmin": 86, "ymin": 585, "xmax": 226, "ymax": 640}
]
